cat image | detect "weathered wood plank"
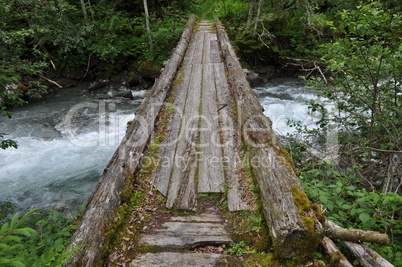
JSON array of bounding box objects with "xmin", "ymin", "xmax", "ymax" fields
[
  {"xmin": 198, "ymin": 63, "xmax": 225, "ymax": 193},
  {"xmin": 214, "ymin": 62, "xmax": 249, "ymax": 211},
  {"xmin": 192, "ymin": 32, "xmax": 205, "ymax": 65},
  {"xmin": 183, "ymin": 35, "xmax": 197, "ymax": 66},
  {"xmin": 210, "ymin": 39, "xmax": 221, "ymax": 63},
  {"xmin": 140, "ymin": 221, "xmax": 231, "ymax": 248},
  {"xmin": 166, "ymin": 64, "xmax": 203, "ymax": 210},
  {"xmin": 169, "ymin": 214, "xmax": 222, "ymax": 223},
  {"xmin": 215, "ymin": 17, "xmax": 324, "ymax": 260},
  {"xmin": 151, "ymin": 65, "xmax": 193, "ymax": 196},
  {"xmin": 202, "ymin": 33, "xmax": 211, "ymax": 64},
  {"xmin": 67, "ymin": 14, "xmax": 197, "ymax": 267},
  {"xmin": 130, "ymin": 253, "xmax": 221, "ymax": 267}
]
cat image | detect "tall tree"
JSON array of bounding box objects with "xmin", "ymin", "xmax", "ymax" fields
[
  {"xmin": 246, "ymin": 0, "xmax": 256, "ymax": 28},
  {"xmin": 253, "ymin": 0, "xmax": 263, "ymax": 34},
  {"xmin": 143, "ymin": 0, "xmax": 154, "ymax": 51}
]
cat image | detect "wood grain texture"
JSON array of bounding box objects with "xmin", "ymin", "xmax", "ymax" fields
[
  {"xmin": 66, "ymin": 14, "xmax": 196, "ymax": 267},
  {"xmin": 198, "ymin": 63, "xmax": 225, "ymax": 193},
  {"xmin": 215, "ymin": 17, "xmax": 323, "ymax": 259},
  {"xmin": 327, "ymin": 221, "xmax": 394, "ymax": 267},
  {"xmin": 166, "ymin": 63, "xmax": 202, "ymax": 210},
  {"xmin": 151, "ymin": 65, "xmax": 192, "ymax": 196},
  {"xmin": 214, "ymin": 62, "xmax": 249, "ymax": 211}
]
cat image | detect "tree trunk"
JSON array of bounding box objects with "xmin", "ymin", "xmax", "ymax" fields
[
  {"xmin": 325, "ymin": 221, "xmax": 390, "ymax": 244},
  {"xmin": 215, "ymin": 17, "xmax": 323, "ymax": 261},
  {"xmin": 66, "ymin": 15, "xmax": 196, "ymax": 267},
  {"xmin": 246, "ymin": 0, "xmax": 256, "ymax": 28},
  {"xmin": 253, "ymin": 0, "xmax": 263, "ymax": 34},
  {"xmin": 321, "ymin": 237, "xmax": 353, "ymax": 267},
  {"xmin": 79, "ymin": 0, "xmax": 88, "ymax": 24},
  {"xmin": 143, "ymin": 0, "xmax": 154, "ymax": 51},
  {"xmin": 326, "ymin": 221, "xmax": 394, "ymax": 267}
]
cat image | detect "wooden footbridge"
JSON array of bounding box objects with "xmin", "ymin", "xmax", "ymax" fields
[{"xmin": 68, "ymin": 16, "xmax": 393, "ymax": 267}]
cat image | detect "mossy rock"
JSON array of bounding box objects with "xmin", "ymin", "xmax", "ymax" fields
[{"xmin": 137, "ymin": 61, "xmax": 163, "ymax": 78}]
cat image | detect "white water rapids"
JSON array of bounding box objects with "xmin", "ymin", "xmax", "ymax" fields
[{"xmin": 0, "ymin": 78, "xmax": 319, "ymax": 213}]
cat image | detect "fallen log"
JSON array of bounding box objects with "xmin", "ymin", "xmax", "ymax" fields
[
  {"xmin": 66, "ymin": 14, "xmax": 196, "ymax": 267},
  {"xmin": 215, "ymin": 17, "xmax": 324, "ymax": 261},
  {"xmin": 321, "ymin": 236, "xmax": 353, "ymax": 267},
  {"xmin": 326, "ymin": 221, "xmax": 394, "ymax": 267},
  {"xmin": 325, "ymin": 222, "xmax": 390, "ymax": 244},
  {"xmin": 344, "ymin": 242, "xmax": 394, "ymax": 267}
]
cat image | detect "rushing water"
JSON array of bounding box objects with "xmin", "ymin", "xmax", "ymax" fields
[
  {"xmin": 0, "ymin": 77, "xmax": 315, "ymax": 214},
  {"xmin": 254, "ymin": 77, "xmax": 318, "ymax": 137},
  {"xmin": 0, "ymin": 85, "xmax": 146, "ymax": 213}
]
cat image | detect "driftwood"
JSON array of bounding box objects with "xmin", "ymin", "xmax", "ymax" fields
[
  {"xmin": 326, "ymin": 221, "xmax": 394, "ymax": 267},
  {"xmin": 321, "ymin": 237, "xmax": 353, "ymax": 267},
  {"xmin": 325, "ymin": 221, "xmax": 390, "ymax": 244},
  {"xmin": 215, "ymin": 17, "xmax": 323, "ymax": 260},
  {"xmin": 38, "ymin": 74, "xmax": 63, "ymax": 88},
  {"xmin": 66, "ymin": 14, "xmax": 196, "ymax": 267}
]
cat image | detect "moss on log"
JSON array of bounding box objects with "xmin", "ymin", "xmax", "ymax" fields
[
  {"xmin": 66, "ymin": 14, "xmax": 196, "ymax": 267},
  {"xmin": 215, "ymin": 17, "xmax": 324, "ymax": 261}
]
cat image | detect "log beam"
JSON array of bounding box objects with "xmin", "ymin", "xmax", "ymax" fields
[
  {"xmin": 326, "ymin": 221, "xmax": 394, "ymax": 267},
  {"xmin": 325, "ymin": 221, "xmax": 390, "ymax": 244},
  {"xmin": 215, "ymin": 17, "xmax": 323, "ymax": 260},
  {"xmin": 66, "ymin": 14, "xmax": 196, "ymax": 267}
]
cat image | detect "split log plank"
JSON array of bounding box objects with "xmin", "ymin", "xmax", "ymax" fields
[
  {"xmin": 151, "ymin": 65, "xmax": 193, "ymax": 196},
  {"xmin": 166, "ymin": 63, "xmax": 203, "ymax": 210},
  {"xmin": 192, "ymin": 33, "xmax": 204, "ymax": 65},
  {"xmin": 67, "ymin": 14, "xmax": 196, "ymax": 267},
  {"xmin": 321, "ymin": 236, "xmax": 353, "ymax": 267},
  {"xmin": 198, "ymin": 63, "xmax": 225, "ymax": 193},
  {"xmin": 326, "ymin": 221, "xmax": 394, "ymax": 267},
  {"xmin": 202, "ymin": 33, "xmax": 212, "ymax": 64},
  {"xmin": 214, "ymin": 62, "xmax": 249, "ymax": 211},
  {"xmin": 130, "ymin": 253, "xmax": 222, "ymax": 267},
  {"xmin": 183, "ymin": 32, "xmax": 197, "ymax": 66},
  {"xmin": 210, "ymin": 39, "xmax": 221, "ymax": 63},
  {"xmin": 215, "ymin": 18, "xmax": 323, "ymax": 259},
  {"xmin": 325, "ymin": 222, "xmax": 390, "ymax": 244}
]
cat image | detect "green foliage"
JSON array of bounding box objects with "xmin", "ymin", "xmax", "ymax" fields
[
  {"xmin": 0, "ymin": 208, "xmax": 79, "ymax": 267},
  {"xmin": 303, "ymin": 1, "xmax": 402, "ymax": 192},
  {"xmin": 0, "ymin": 133, "xmax": 18, "ymax": 149},
  {"xmin": 287, "ymin": 6, "xmax": 402, "ymax": 252},
  {"xmin": 249, "ymin": 216, "xmax": 263, "ymax": 232},
  {"xmin": 287, "ymin": 144, "xmax": 402, "ymax": 265},
  {"xmin": 223, "ymin": 241, "xmax": 256, "ymax": 257}
]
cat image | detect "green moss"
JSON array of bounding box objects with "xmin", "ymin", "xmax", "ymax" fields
[
  {"xmin": 271, "ymin": 187, "xmax": 324, "ymax": 262},
  {"xmin": 277, "ymin": 146, "xmax": 299, "ymax": 176},
  {"xmin": 120, "ymin": 174, "xmax": 135, "ymax": 203},
  {"xmin": 244, "ymin": 253, "xmax": 277, "ymax": 266}
]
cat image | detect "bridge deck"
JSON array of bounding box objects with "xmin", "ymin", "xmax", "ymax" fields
[{"xmin": 151, "ymin": 21, "xmax": 249, "ymax": 211}]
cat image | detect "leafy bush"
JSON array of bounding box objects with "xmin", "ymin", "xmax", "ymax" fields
[
  {"xmin": 287, "ymin": 146, "xmax": 402, "ymax": 265},
  {"xmin": 0, "ymin": 208, "xmax": 79, "ymax": 267}
]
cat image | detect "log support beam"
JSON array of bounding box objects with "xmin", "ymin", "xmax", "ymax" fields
[
  {"xmin": 66, "ymin": 14, "xmax": 196, "ymax": 267},
  {"xmin": 215, "ymin": 17, "xmax": 323, "ymax": 260}
]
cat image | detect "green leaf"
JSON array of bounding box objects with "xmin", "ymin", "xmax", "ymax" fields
[
  {"xmin": 319, "ymin": 195, "xmax": 328, "ymax": 204},
  {"xmin": 359, "ymin": 212, "xmax": 371, "ymax": 224}
]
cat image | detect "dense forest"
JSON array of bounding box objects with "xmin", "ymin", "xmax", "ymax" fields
[{"xmin": 1, "ymin": 0, "xmax": 401, "ymax": 266}]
